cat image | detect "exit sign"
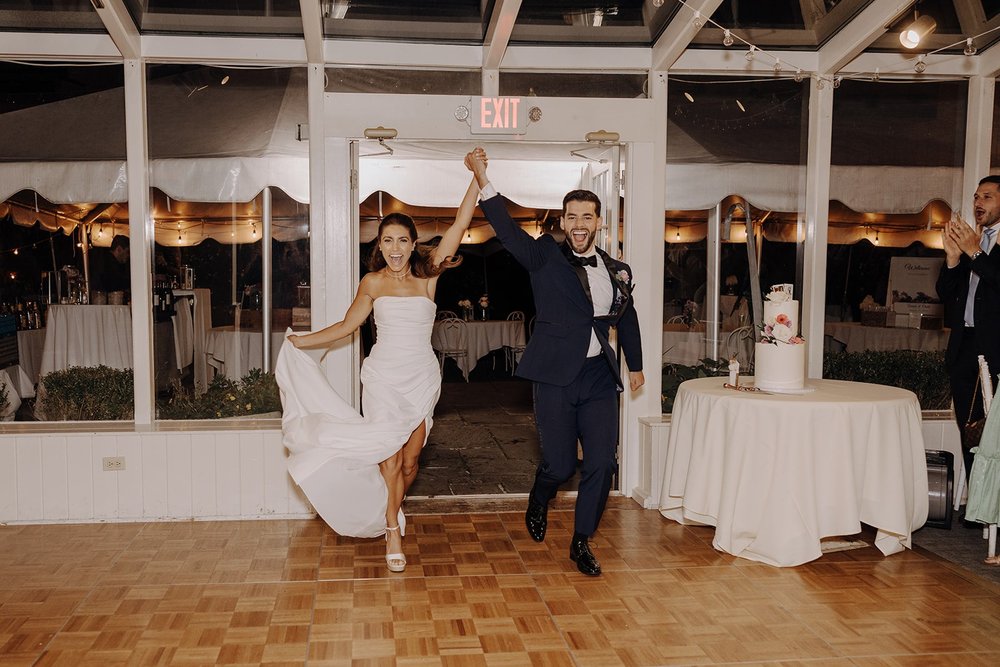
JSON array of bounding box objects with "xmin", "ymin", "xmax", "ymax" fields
[{"xmin": 469, "ymin": 97, "xmax": 528, "ymax": 135}]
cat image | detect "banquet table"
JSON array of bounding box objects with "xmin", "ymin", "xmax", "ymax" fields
[
  {"xmin": 659, "ymin": 377, "xmax": 928, "ymax": 567},
  {"xmin": 13, "ymin": 328, "xmax": 45, "ymax": 397},
  {"xmin": 824, "ymin": 321, "xmax": 949, "ymax": 353},
  {"xmin": 39, "ymin": 304, "xmax": 133, "ymax": 377},
  {"xmin": 662, "ymin": 327, "xmax": 711, "ymax": 366},
  {"xmin": 431, "ymin": 319, "xmax": 526, "ymax": 380},
  {"xmin": 205, "ymin": 327, "xmax": 287, "ymax": 382}
]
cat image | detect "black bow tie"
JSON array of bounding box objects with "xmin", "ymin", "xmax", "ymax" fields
[{"xmin": 570, "ymin": 254, "xmax": 598, "ymax": 268}]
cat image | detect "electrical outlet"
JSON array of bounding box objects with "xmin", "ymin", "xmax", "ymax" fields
[{"xmin": 102, "ymin": 456, "xmax": 125, "ymax": 471}]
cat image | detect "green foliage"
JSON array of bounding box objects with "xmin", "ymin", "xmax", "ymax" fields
[
  {"xmin": 822, "ymin": 350, "xmax": 951, "ymax": 410},
  {"xmin": 661, "ymin": 358, "xmax": 728, "ymax": 413},
  {"xmin": 661, "ymin": 350, "xmax": 951, "ymax": 413},
  {"xmin": 157, "ymin": 368, "xmax": 281, "ymax": 420},
  {"xmin": 41, "ymin": 365, "xmax": 134, "ymax": 421}
]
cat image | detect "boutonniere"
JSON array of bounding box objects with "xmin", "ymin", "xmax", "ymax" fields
[{"xmin": 615, "ymin": 269, "xmax": 631, "ymax": 284}]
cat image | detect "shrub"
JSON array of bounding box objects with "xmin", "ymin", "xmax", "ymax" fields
[
  {"xmin": 661, "ymin": 358, "xmax": 727, "ymax": 413},
  {"xmin": 157, "ymin": 368, "xmax": 281, "ymax": 419},
  {"xmin": 822, "ymin": 350, "xmax": 950, "ymax": 410},
  {"xmin": 40, "ymin": 365, "xmax": 134, "ymax": 421}
]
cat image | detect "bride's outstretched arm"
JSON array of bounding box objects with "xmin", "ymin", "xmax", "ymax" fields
[
  {"xmin": 432, "ymin": 174, "xmax": 480, "ymax": 265},
  {"xmin": 288, "ymin": 276, "xmax": 375, "ymax": 349}
]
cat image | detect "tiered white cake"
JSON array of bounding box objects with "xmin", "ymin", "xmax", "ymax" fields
[{"xmin": 754, "ymin": 285, "xmax": 806, "ymax": 391}]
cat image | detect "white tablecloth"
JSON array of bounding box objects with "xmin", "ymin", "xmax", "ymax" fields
[
  {"xmin": 659, "ymin": 377, "xmax": 928, "ymax": 567},
  {"xmin": 39, "ymin": 305, "xmax": 133, "ymax": 376},
  {"xmin": 205, "ymin": 327, "xmax": 286, "ymax": 382},
  {"xmin": 16, "ymin": 329, "xmax": 45, "ymax": 392},
  {"xmin": 663, "ymin": 328, "xmax": 709, "ymax": 366},
  {"xmin": 173, "ymin": 289, "xmax": 212, "ymax": 393},
  {"xmin": 431, "ymin": 319, "xmax": 525, "ymax": 380},
  {"xmin": 824, "ymin": 321, "xmax": 949, "ymax": 353}
]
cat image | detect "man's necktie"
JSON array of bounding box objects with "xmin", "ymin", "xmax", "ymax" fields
[
  {"xmin": 965, "ymin": 227, "xmax": 996, "ymax": 326},
  {"xmin": 570, "ymin": 255, "xmax": 597, "ymax": 268}
]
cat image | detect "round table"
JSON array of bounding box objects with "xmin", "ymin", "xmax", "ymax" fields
[{"xmin": 658, "ymin": 377, "xmax": 929, "ymax": 566}]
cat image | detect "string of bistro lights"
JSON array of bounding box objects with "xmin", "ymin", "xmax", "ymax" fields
[{"xmin": 676, "ymin": 0, "xmax": 1000, "ymax": 82}]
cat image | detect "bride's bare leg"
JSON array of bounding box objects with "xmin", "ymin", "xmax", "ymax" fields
[
  {"xmin": 379, "ymin": 450, "xmax": 405, "ymax": 571},
  {"xmin": 401, "ymin": 420, "xmax": 427, "ymax": 493}
]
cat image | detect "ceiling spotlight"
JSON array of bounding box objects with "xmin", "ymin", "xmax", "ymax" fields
[
  {"xmin": 745, "ymin": 46, "xmax": 755, "ymax": 62},
  {"xmin": 965, "ymin": 38, "xmax": 977, "ymax": 56},
  {"xmin": 683, "ymin": 92, "xmax": 694, "ymax": 103},
  {"xmin": 899, "ymin": 14, "xmax": 936, "ymax": 49},
  {"xmin": 914, "ymin": 54, "xmax": 927, "ymax": 73},
  {"xmin": 736, "ymin": 99, "xmax": 746, "ymax": 112},
  {"xmin": 722, "ymin": 29, "xmax": 734, "ymax": 47}
]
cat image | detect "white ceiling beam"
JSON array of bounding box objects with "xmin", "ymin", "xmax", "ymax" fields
[
  {"xmin": 483, "ymin": 0, "xmax": 522, "ymax": 70},
  {"xmin": 299, "ymin": 0, "xmax": 324, "ymax": 64},
  {"xmin": 142, "ymin": 34, "xmax": 307, "ymax": 65},
  {"xmin": 325, "ymin": 40, "xmax": 481, "ymax": 69},
  {"xmin": 670, "ymin": 48, "xmax": 819, "ymax": 75},
  {"xmin": 977, "ymin": 40, "xmax": 1000, "ymax": 76},
  {"xmin": 92, "ymin": 0, "xmax": 140, "ymax": 60},
  {"xmin": 840, "ymin": 51, "xmax": 977, "ymax": 78},
  {"xmin": 651, "ymin": 0, "xmax": 723, "ymax": 71},
  {"xmin": 816, "ymin": 0, "xmax": 912, "ymax": 74},
  {"xmin": 953, "ymin": 0, "xmax": 987, "ymax": 36},
  {"xmin": 502, "ymin": 45, "xmax": 650, "ymax": 71},
  {"xmin": 0, "ymin": 31, "xmax": 120, "ymax": 60}
]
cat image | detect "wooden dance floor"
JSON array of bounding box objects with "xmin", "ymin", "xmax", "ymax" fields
[{"xmin": 2, "ymin": 499, "xmax": 1000, "ymax": 665}]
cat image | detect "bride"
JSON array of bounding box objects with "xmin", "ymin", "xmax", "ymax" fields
[{"xmin": 280, "ymin": 151, "xmax": 484, "ymax": 572}]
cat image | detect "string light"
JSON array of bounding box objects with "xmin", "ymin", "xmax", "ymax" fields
[
  {"xmin": 965, "ymin": 38, "xmax": 977, "ymax": 56},
  {"xmin": 914, "ymin": 54, "xmax": 927, "ymax": 73},
  {"xmin": 722, "ymin": 29, "xmax": 734, "ymax": 47},
  {"xmin": 691, "ymin": 10, "xmax": 701, "ymax": 27},
  {"xmin": 745, "ymin": 45, "xmax": 755, "ymax": 62},
  {"xmin": 675, "ymin": 226, "xmax": 681, "ymax": 240},
  {"xmin": 13, "ymin": 249, "xmax": 18, "ymax": 255},
  {"xmin": 773, "ymin": 58, "xmax": 781, "ymax": 74}
]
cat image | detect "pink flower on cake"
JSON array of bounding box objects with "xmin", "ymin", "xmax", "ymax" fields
[{"xmin": 775, "ymin": 313, "xmax": 790, "ymax": 327}]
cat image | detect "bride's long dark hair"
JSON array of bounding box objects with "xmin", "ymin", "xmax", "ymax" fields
[{"xmin": 367, "ymin": 213, "xmax": 462, "ymax": 278}]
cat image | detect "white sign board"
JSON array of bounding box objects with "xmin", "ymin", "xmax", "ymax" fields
[{"xmin": 886, "ymin": 256, "xmax": 944, "ymax": 317}]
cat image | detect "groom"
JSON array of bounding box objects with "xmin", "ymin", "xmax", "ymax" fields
[{"xmin": 466, "ymin": 150, "xmax": 644, "ymax": 576}]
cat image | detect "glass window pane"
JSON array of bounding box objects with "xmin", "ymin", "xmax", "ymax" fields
[
  {"xmin": 0, "ymin": 0, "xmax": 105, "ymax": 31},
  {"xmin": 324, "ymin": 0, "xmax": 486, "ymax": 42},
  {"xmin": 326, "ymin": 68, "xmax": 481, "ymax": 95},
  {"xmin": 147, "ymin": 65, "xmax": 308, "ymax": 420},
  {"xmin": 123, "ymin": 0, "xmax": 303, "ymax": 36},
  {"xmin": 0, "ymin": 62, "xmax": 128, "ymax": 422}
]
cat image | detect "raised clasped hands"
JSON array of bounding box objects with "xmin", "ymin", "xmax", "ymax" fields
[
  {"xmin": 464, "ymin": 147, "xmax": 488, "ymax": 175},
  {"xmin": 944, "ymin": 215, "xmax": 980, "ymax": 262}
]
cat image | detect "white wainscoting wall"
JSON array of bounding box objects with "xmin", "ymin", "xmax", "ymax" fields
[
  {"xmin": 0, "ymin": 427, "xmax": 313, "ymax": 524},
  {"xmin": 634, "ymin": 414, "xmax": 964, "ymax": 510}
]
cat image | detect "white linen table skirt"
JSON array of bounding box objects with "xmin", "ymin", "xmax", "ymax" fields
[
  {"xmin": 205, "ymin": 327, "xmax": 285, "ymax": 382},
  {"xmin": 659, "ymin": 377, "xmax": 928, "ymax": 567},
  {"xmin": 39, "ymin": 305, "xmax": 133, "ymax": 377}
]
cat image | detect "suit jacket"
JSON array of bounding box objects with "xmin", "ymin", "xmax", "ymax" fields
[
  {"xmin": 936, "ymin": 246, "xmax": 1000, "ymax": 373},
  {"xmin": 480, "ymin": 194, "xmax": 643, "ymax": 388}
]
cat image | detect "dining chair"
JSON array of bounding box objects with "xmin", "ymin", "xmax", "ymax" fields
[
  {"xmin": 433, "ymin": 317, "xmax": 469, "ymax": 382},
  {"xmin": 504, "ymin": 311, "xmax": 527, "ymax": 374},
  {"xmin": 436, "ymin": 310, "xmax": 458, "ymax": 321}
]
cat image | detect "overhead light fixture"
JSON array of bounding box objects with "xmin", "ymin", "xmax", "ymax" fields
[
  {"xmin": 722, "ymin": 29, "xmax": 734, "ymax": 47},
  {"xmin": 584, "ymin": 130, "xmax": 620, "ymax": 143},
  {"xmin": 965, "ymin": 38, "xmax": 977, "ymax": 56},
  {"xmin": 899, "ymin": 14, "xmax": 936, "ymax": 49}
]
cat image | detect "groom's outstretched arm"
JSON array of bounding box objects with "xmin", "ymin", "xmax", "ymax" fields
[{"xmin": 466, "ymin": 150, "xmax": 548, "ymax": 272}]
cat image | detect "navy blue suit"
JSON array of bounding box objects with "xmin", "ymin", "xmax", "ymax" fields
[{"xmin": 479, "ymin": 194, "xmax": 643, "ymax": 536}]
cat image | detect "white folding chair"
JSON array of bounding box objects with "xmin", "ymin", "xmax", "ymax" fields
[
  {"xmin": 436, "ymin": 310, "xmax": 458, "ymax": 321},
  {"xmin": 432, "ymin": 317, "xmax": 469, "ymax": 382},
  {"xmin": 725, "ymin": 325, "xmax": 755, "ymax": 370},
  {"xmin": 504, "ymin": 311, "xmax": 526, "ymax": 374}
]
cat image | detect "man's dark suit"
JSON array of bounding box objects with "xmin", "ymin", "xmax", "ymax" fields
[
  {"xmin": 937, "ymin": 237, "xmax": 1000, "ymax": 474},
  {"xmin": 479, "ymin": 194, "xmax": 643, "ymax": 536}
]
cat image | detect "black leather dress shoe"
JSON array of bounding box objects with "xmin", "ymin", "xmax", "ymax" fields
[
  {"xmin": 569, "ymin": 537, "xmax": 601, "ymax": 576},
  {"xmin": 525, "ymin": 501, "xmax": 547, "ymax": 542}
]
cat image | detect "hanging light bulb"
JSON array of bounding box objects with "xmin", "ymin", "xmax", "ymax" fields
[
  {"xmin": 793, "ymin": 69, "xmax": 803, "ymax": 83},
  {"xmin": 722, "ymin": 29, "xmax": 734, "ymax": 47},
  {"xmin": 873, "ymin": 68, "xmax": 880, "ymax": 82},
  {"xmin": 675, "ymin": 226, "xmax": 681, "ymax": 240},
  {"xmin": 964, "ymin": 38, "xmax": 977, "ymax": 56},
  {"xmin": 833, "ymin": 76, "xmax": 842, "ymax": 89},
  {"xmin": 745, "ymin": 45, "xmax": 756, "ymax": 62},
  {"xmin": 874, "ymin": 230, "xmax": 880, "ymax": 244},
  {"xmin": 683, "ymin": 91, "xmax": 694, "ymax": 103},
  {"xmin": 736, "ymin": 99, "xmax": 746, "ymax": 112},
  {"xmin": 97, "ymin": 225, "xmax": 104, "ymax": 239},
  {"xmin": 914, "ymin": 54, "xmax": 927, "ymax": 73},
  {"xmin": 899, "ymin": 14, "xmax": 937, "ymax": 49},
  {"xmin": 251, "ymin": 224, "xmax": 257, "ymax": 238},
  {"xmin": 13, "ymin": 248, "xmax": 18, "ymax": 255}
]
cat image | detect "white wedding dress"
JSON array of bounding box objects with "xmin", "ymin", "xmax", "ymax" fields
[{"xmin": 275, "ymin": 296, "xmax": 441, "ymax": 537}]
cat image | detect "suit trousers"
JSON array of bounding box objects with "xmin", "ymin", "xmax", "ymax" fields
[
  {"xmin": 949, "ymin": 327, "xmax": 986, "ymax": 477},
  {"xmin": 530, "ymin": 355, "xmax": 619, "ymax": 537}
]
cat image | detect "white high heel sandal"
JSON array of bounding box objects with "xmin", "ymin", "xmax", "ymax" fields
[{"xmin": 384, "ymin": 525, "xmax": 406, "ymax": 572}]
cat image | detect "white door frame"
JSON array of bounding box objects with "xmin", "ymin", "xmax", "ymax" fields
[{"xmin": 320, "ymin": 92, "xmax": 665, "ymax": 498}]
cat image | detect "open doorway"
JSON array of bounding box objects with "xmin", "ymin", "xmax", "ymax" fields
[{"xmin": 355, "ymin": 139, "xmax": 625, "ymax": 496}]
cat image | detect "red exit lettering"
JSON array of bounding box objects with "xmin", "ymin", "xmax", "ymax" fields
[{"xmin": 480, "ymin": 97, "xmax": 521, "ymax": 129}]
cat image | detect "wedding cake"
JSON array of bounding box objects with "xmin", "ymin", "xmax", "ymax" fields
[{"xmin": 754, "ymin": 284, "xmax": 806, "ymax": 391}]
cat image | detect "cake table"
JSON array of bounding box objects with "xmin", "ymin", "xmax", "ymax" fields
[{"xmin": 658, "ymin": 377, "xmax": 928, "ymax": 566}]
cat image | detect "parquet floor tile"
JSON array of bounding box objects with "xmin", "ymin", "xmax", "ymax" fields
[{"xmin": 2, "ymin": 503, "xmax": 1000, "ymax": 665}]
